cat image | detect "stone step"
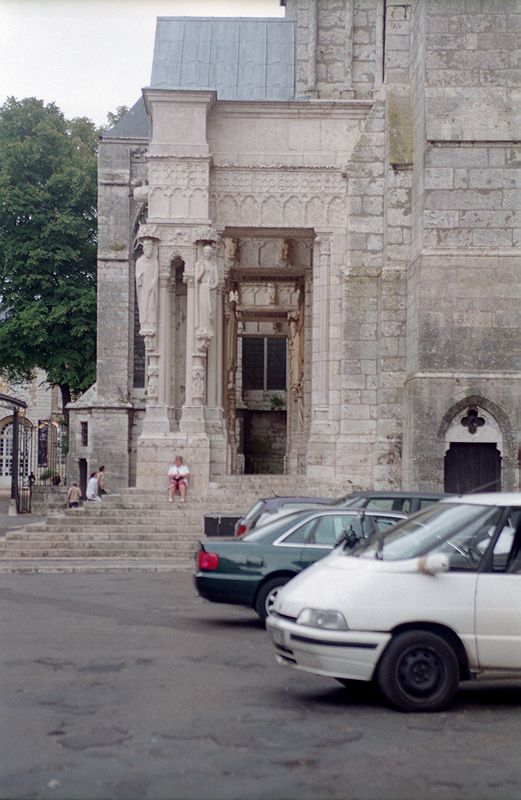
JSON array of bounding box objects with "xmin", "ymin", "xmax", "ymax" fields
[
  {"xmin": 34, "ymin": 515, "xmax": 208, "ymax": 526},
  {"xmin": 5, "ymin": 538, "xmax": 199, "ymax": 550},
  {"xmin": 5, "ymin": 548, "xmax": 198, "ymax": 559},
  {"xmin": 6, "ymin": 531, "xmax": 204, "ymax": 542},
  {"xmin": 4, "ymin": 476, "xmax": 352, "ymax": 561},
  {"xmin": 54, "ymin": 507, "xmax": 242, "ymax": 518}
]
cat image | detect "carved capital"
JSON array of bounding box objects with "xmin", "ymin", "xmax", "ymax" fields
[
  {"xmin": 195, "ymin": 331, "xmax": 212, "ymax": 352},
  {"xmin": 194, "ymin": 226, "xmax": 219, "ymax": 245},
  {"xmin": 137, "ymin": 223, "xmax": 160, "ymax": 243}
]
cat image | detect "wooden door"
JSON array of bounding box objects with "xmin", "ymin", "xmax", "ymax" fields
[{"xmin": 444, "ymin": 443, "xmax": 501, "ymax": 494}]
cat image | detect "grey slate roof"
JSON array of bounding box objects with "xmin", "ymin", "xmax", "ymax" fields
[
  {"xmin": 150, "ymin": 17, "xmax": 296, "ymax": 101},
  {"xmin": 102, "ymin": 97, "xmax": 151, "ymax": 140}
]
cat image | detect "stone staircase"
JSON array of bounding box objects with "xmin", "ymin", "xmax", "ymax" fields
[{"xmin": 1, "ymin": 476, "xmax": 350, "ymax": 568}]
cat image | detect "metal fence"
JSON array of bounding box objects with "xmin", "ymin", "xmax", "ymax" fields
[{"xmin": 0, "ymin": 398, "xmax": 66, "ymax": 512}]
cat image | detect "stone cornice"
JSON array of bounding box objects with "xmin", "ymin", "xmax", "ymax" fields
[
  {"xmin": 212, "ymin": 99, "xmax": 373, "ymax": 119},
  {"xmin": 143, "ymin": 88, "xmax": 217, "ymax": 113}
]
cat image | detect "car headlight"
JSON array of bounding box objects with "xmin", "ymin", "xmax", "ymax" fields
[{"xmin": 296, "ymin": 608, "xmax": 349, "ymax": 630}]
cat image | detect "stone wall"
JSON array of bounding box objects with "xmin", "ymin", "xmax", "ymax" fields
[
  {"xmin": 285, "ymin": 0, "xmax": 381, "ymax": 99},
  {"xmin": 404, "ymin": 0, "xmax": 521, "ymax": 490}
]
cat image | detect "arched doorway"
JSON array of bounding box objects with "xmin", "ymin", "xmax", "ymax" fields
[{"xmin": 443, "ymin": 405, "xmax": 502, "ymax": 494}]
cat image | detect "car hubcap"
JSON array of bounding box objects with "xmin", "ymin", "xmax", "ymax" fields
[{"xmin": 397, "ymin": 647, "xmax": 444, "ymax": 698}]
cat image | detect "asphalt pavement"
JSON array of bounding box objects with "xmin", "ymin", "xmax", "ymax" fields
[
  {"xmin": 2, "ymin": 571, "xmax": 521, "ymax": 800},
  {"xmin": 0, "ymin": 493, "xmax": 45, "ymax": 535}
]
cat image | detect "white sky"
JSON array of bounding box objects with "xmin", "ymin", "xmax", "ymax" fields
[{"xmin": 1, "ymin": 0, "xmax": 284, "ymax": 126}]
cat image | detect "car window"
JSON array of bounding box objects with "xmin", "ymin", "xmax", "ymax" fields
[
  {"xmin": 255, "ymin": 511, "xmax": 272, "ymax": 529},
  {"xmin": 430, "ymin": 508, "xmax": 503, "ymax": 571},
  {"xmin": 282, "ymin": 514, "xmax": 361, "ymax": 546},
  {"xmin": 365, "ymin": 498, "xmax": 405, "ymax": 512},
  {"xmin": 352, "ymin": 503, "xmax": 503, "ymax": 562},
  {"xmin": 492, "ymin": 509, "xmax": 521, "ymax": 572},
  {"xmin": 280, "ymin": 501, "xmax": 320, "ymax": 511},
  {"xmin": 243, "ymin": 500, "xmax": 265, "ymax": 523},
  {"xmin": 418, "ymin": 498, "xmax": 439, "ymax": 510},
  {"xmin": 373, "ymin": 515, "xmax": 401, "ymax": 533},
  {"xmin": 243, "ymin": 512, "xmax": 312, "ymax": 543},
  {"xmin": 282, "ymin": 518, "xmax": 318, "ymax": 545},
  {"xmin": 310, "ymin": 516, "xmax": 337, "ymax": 545},
  {"xmin": 309, "ymin": 515, "xmax": 363, "ymax": 546}
]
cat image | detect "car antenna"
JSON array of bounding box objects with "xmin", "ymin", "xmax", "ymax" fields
[{"xmin": 465, "ymin": 478, "xmax": 501, "ymax": 495}]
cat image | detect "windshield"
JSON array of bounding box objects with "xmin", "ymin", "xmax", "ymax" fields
[{"xmin": 349, "ymin": 502, "xmax": 502, "ymax": 562}]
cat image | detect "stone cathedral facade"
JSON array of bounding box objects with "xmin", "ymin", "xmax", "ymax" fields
[{"xmin": 68, "ymin": 0, "xmax": 521, "ymax": 496}]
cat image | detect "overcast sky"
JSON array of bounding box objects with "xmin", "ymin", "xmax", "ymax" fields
[{"xmin": 1, "ymin": 0, "xmax": 284, "ymax": 126}]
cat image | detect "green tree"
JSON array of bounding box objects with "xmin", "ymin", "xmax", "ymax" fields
[
  {"xmin": 105, "ymin": 105, "xmax": 128, "ymax": 129},
  {"xmin": 0, "ymin": 97, "xmax": 98, "ymax": 419}
]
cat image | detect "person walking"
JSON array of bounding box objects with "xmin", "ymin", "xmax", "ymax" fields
[
  {"xmin": 167, "ymin": 456, "xmax": 190, "ymax": 503},
  {"xmin": 86, "ymin": 472, "xmax": 101, "ymax": 502}
]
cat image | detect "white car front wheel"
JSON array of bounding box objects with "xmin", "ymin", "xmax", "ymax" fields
[{"xmin": 376, "ymin": 630, "xmax": 459, "ymax": 712}]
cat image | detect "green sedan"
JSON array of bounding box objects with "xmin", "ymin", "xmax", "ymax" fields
[{"xmin": 194, "ymin": 508, "xmax": 406, "ymax": 622}]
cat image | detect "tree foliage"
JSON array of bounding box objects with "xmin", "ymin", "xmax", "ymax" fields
[
  {"xmin": 0, "ymin": 97, "xmax": 98, "ymax": 410},
  {"xmin": 105, "ymin": 105, "xmax": 129, "ymax": 129}
]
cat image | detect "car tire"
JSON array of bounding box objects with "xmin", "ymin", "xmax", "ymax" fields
[
  {"xmin": 254, "ymin": 577, "xmax": 290, "ymax": 623},
  {"xmin": 376, "ymin": 630, "xmax": 459, "ymax": 712}
]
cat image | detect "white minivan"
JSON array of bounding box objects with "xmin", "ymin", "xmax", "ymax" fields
[{"xmin": 267, "ymin": 494, "xmax": 521, "ymax": 711}]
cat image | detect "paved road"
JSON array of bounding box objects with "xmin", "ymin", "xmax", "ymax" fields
[{"xmin": 1, "ymin": 572, "xmax": 521, "ymax": 800}]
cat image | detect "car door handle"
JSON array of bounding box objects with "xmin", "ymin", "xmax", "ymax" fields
[{"xmin": 246, "ymin": 557, "xmax": 264, "ymax": 567}]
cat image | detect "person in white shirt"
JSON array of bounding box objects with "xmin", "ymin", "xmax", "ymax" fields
[
  {"xmin": 167, "ymin": 456, "xmax": 190, "ymax": 503},
  {"xmin": 86, "ymin": 472, "xmax": 101, "ymax": 502}
]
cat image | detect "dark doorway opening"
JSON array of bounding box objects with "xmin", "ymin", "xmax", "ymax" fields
[
  {"xmin": 241, "ymin": 335, "xmax": 288, "ymax": 474},
  {"xmin": 444, "ymin": 443, "xmax": 501, "ymax": 494},
  {"xmin": 243, "ymin": 410, "xmax": 287, "ymax": 474},
  {"xmin": 79, "ymin": 458, "xmax": 88, "ymax": 500}
]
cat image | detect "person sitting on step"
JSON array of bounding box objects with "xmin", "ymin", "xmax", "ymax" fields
[{"xmin": 167, "ymin": 456, "xmax": 190, "ymax": 504}]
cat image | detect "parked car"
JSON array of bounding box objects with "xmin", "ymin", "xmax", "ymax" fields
[
  {"xmin": 334, "ymin": 491, "xmax": 448, "ymax": 514},
  {"xmin": 195, "ymin": 508, "xmax": 406, "ymax": 621},
  {"xmin": 233, "ymin": 495, "xmax": 334, "ymax": 537},
  {"xmin": 233, "ymin": 490, "xmax": 445, "ymax": 538},
  {"xmin": 267, "ymin": 493, "xmax": 521, "ymax": 712}
]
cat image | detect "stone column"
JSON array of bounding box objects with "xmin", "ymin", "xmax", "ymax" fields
[
  {"xmin": 179, "ymin": 235, "xmax": 220, "ymax": 435},
  {"xmin": 311, "ymin": 232, "xmax": 331, "ymax": 425},
  {"xmin": 183, "ymin": 272, "xmax": 196, "ymax": 407}
]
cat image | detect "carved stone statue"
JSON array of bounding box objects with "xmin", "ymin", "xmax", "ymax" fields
[
  {"xmin": 288, "ymin": 311, "xmax": 303, "ymax": 396},
  {"xmin": 195, "ymin": 244, "xmax": 219, "ymax": 338},
  {"xmin": 192, "ymin": 364, "xmax": 206, "ymax": 402},
  {"xmin": 146, "ymin": 365, "xmax": 159, "ymax": 399},
  {"xmin": 135, "ymin": 239, "xmax": 159, "ymax": 336}
]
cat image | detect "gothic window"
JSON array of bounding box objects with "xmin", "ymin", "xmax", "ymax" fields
[{"xmin": 242, "ymin": 337, "xmax": 287, "ymax": 392}]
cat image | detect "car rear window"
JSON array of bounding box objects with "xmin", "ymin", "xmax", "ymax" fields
[{"xmin": 243, "ymin": 500, "xmax": 265, "ymax": 524}]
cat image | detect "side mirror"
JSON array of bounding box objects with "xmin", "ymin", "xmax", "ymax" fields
[{"xmin": 417, "ymin": 553, "xmax": 449, "ymax": 575}]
